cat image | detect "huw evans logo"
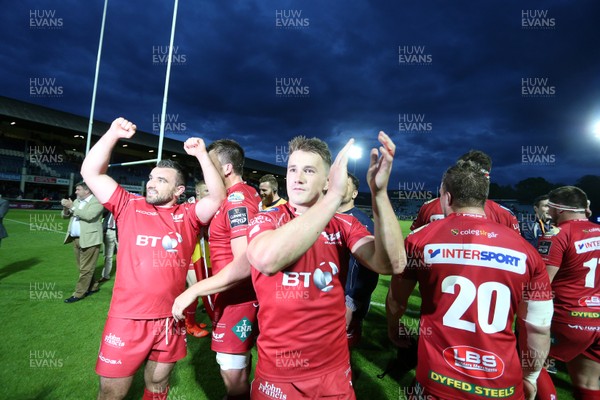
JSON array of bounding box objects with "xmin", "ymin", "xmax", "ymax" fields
[
  {"xmin": 275, "ymin": 78, "xmax": 310, "ymax": 98},
  {"xmin": 398, "ymin": 114, "xmax": 432, "ymax": 133},
  {"xmin": 30, "ymin": 78, "xmax": 63, "ymax": 97},
  {"xmin": 521, "ymin": 77, "xmax": 555, "ymax": 98},
  {"xmin": 398, "ymin": 45, "xmax": 432, "ymax": 65},
  {"xmin": 398, "ymin": 181, "xmax": 434, "ymax": 200},
  {"xmin": 152, "ymin": 113, "xmax": 187, "ymax": 135},
  {"xmin": 275, "ymin": 9, "xmax": 309, "ymax": 29},
  {"xmin": 521, "ymin": 146, "xmax": 555, "ymax": 166},
  {"xmin": 29, "ymin": 9, "xmax": 63, "ymax": 29},
  {"xmin": 521, "ymin": 10, "xmax": 555, "ymax": 29},
  {"xmin": 152, "ymin": 45, "xmax": 187, "ymax": 65}
]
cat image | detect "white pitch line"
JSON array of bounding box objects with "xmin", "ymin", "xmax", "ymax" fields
[{"xmin": 5, "ymin": 218, "xmax": 66, "ymax": 235}]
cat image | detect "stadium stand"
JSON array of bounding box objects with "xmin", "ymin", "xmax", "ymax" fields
[{"xmin": 0, "ymin": 96, "xmax": 286, "ymax": 202}]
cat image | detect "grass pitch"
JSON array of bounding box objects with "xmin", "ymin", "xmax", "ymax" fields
[{"xmin": 0, "ymin": 210, "xmax": 574, "ymax": 399}]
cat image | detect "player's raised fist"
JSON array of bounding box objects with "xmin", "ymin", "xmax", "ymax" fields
[
  {"xmin": 183, "ymin": 137, "xmax": 207, "ymax": 157},
  {"xmin": 109, "ymin": 117, "xmax": 136, "ymax": 139}
]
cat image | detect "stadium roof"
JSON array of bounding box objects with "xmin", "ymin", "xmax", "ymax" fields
[{"xmin": 0, "ymin": 95, "xmax": 286, "ymax": 181}]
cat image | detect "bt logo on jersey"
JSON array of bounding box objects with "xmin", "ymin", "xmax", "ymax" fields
[
  {"xmin": 135, "ymin": 233, "xmax": 182, "ymax": 253},
  {"xmin": 282, "ymin": 272, "xmax": 311, "ymax": 288},
  {"xmin": 281, "ymin": 262, "xmax": 339, "ymax": 293},
  {"xmin": 136, "ymin": 235, "xmax": 162, "ymax": 247}
]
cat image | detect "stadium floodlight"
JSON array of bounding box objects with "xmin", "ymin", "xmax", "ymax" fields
[
  {"xmin": 349, "ymin": 145, "xmax": 362, "ymax": 160},
  {"xmin": 349, "ymin": 144, "xmax": 362, "ymax": 174},
  {"xmin": 593, "ymin": 120, "xmax": 600, "ymax": 138}
]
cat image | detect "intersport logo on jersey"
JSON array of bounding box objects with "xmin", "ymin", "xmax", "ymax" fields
[
  {"xmin": 424, "ymin": 243, "xmax": 526, "ymax": 274},
  {"xmin": 574, "ymin": 237, "xmax": 600, "ymax": 254}
]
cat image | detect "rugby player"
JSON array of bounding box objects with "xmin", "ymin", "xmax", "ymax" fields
[
  {"xmin": 411, "ymin": 150, "xmax": 520, "ymax": 233},
  {"xmin": 245, "ymin": 132, "xmax": 404, "ymax": 399},
  {"xmin": 388, "ymin": 160, "xmax": 552, "ymax": 400},
  {"xmin": 521, "ymin": 195, "xmax": 553, "ymax": 248},
  {"xmin": 173, "ymin": 139, "xmax": 260, "ymax": 400},
  {"xmin": 81, "ymin": 118, "xmax": 225, "ymax": 400},
  {"xmin": 258, "ymin": 174, "xmax": 287, "ymax": 210},
  {"xmin": 539, "ymin": 186, "xmax": 600, "ymax": 400},
  {"xmin": 338, "ymin": 173, "xmax": 380, "ymax": 347}
]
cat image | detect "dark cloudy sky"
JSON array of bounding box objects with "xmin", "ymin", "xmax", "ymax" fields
[{"xmin": 2, "ymin": 0, "xmax": 599, "ymax": 193}]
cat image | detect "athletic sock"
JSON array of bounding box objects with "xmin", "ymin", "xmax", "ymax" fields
[{"xmin": 184, "ymin": 298, "xmax": 199, "ymax": 326}]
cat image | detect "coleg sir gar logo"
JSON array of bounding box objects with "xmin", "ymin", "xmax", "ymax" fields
[{"xmin": 313, "ymin": 262, "xmax": 338, "ymax": 292}]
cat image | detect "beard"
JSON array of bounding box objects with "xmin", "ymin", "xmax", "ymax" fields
[
  {"xmin": 146, "ymin": 190, "xmax": 174, "ymax": 206},
  {"xmin": 262, "ymin": 192, "xmax": 274, "ymax": 205}
]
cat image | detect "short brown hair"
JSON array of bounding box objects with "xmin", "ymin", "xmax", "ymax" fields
[
  {"xmin": 533, "ymin": 194, "xmax": 549, "ymax": 208},
  {"xmin": 156, "ymin": 159, "xmax": 186, "ymax": 187},
  {"xmin": 288, "ymin": 136, "xmax": 332, "ymax": 168},
  {"xmin": 457, "ymin": 150, "xmax": 492, "ymax": 172},
  {"xmin": 442, "ymin": 160, "xmax": 489, "ymax": 208},
  {"xmin": 207, "ymin": 139, "xmax": 245, "ymax": 176},
  {"xmin": 259, "ymin": 174, "xmax": 278, "ymax": 191},
  {"xmin": 548, "ymin": 186, "xmax": 588, "ymax": 211}
]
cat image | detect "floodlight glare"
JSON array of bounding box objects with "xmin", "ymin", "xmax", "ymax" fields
[
  {"xmin": 349, "ymin": 145, "xmax": 362, "ymax": 159},
  {"xmin": 593, "ymin": 120, "xmax": 600, "ymax": 137}
]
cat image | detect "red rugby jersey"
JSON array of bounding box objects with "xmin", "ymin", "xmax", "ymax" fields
[
  {"xmin": 411, "ymin": 198, "xmax": 521, "ymax": 234},
  {"xmin": 104, "ymin": 186, "xmax": 203, "ymax": 319},
  {"xmin": 248, "ymin": 203, "xmax": 371, "ymax": 380},
  {"xmin": 404, "ymin": 213, "xmax": 551, "ymax": 400},
  {"xmin": 208, "ymin": 182, "xmax": 260, "ymax": 306},
  {"xmin": 539, "ymin": 219, "xmax": 600, "ymax": 326}
]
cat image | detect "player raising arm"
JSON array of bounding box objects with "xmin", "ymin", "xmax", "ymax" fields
[
  {"xmin": 244, "ymin": 132, "xmax": 404, "ymax": 399},
  {"xmin": 248, "ymin": 132, "xmax": 404, "ymax": 276},
  {"xmin": 81, "ymin": 118, "xmax": 223, "ymax": 224},
  {"xmin": 80, "ymin": 117, "xmax": 225, "ymax": 400}
]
